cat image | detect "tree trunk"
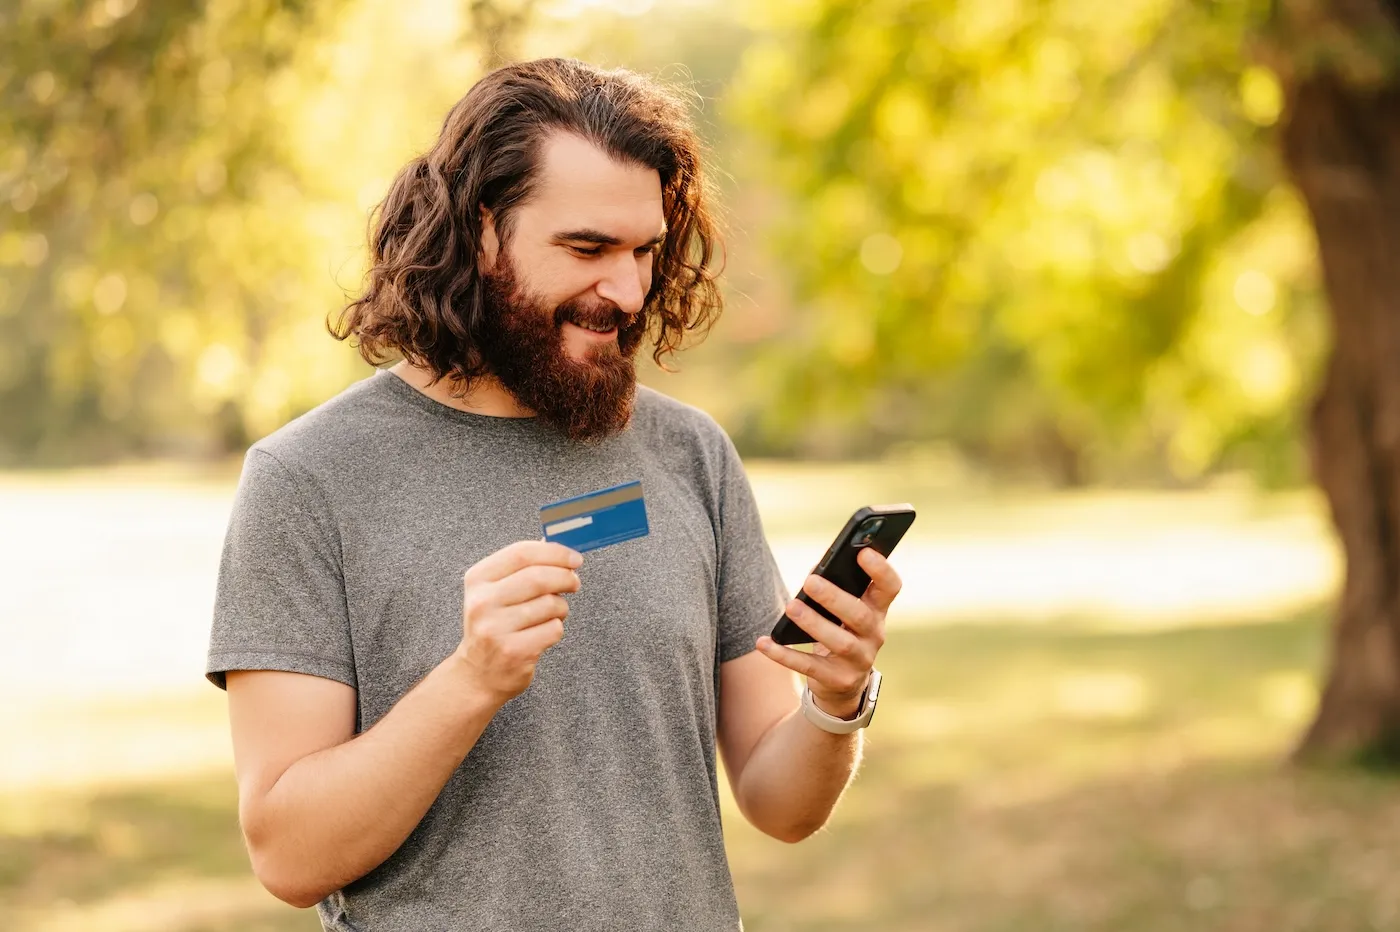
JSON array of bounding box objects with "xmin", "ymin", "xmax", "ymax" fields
[{"xmin": 1282, "ymin": 67, "xmax": 1400, "ymax": 762}]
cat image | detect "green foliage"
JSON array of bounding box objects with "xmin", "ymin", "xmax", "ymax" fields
[
  {"xmin": 0, "ymin": 0, "xmax": 564, "ymax": 465},
  {"xmin": 0, "ymin": 0, "xmax": 1344, "ymax": 482},
  {"xmin": 726, "ymin": 0, "xmax": 1329, "ymax": 481},
  {"xmin": 0, "ymin": 0, "xmax": 354, "ymax": 463}
]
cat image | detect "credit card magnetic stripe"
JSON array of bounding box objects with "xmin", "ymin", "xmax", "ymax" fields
[{"xmin": 540, "ymin": 481, "xmax": 645, "ymax": 524}]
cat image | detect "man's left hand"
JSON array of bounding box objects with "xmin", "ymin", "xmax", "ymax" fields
[{"xmin": 756, "ymin": 547, "xmax": 903, "ymax": 720}]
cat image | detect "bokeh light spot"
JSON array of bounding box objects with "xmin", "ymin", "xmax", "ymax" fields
[
  {"xmin": 1233, "ymin": 269, "xmax": 1276, "ymax": 316},
  {"xmin": 860, "ymin": 233, "xmax": 903, "ymax": 275},
  {"xmin": 20, "ymin": 234, "xmax": 48, "ymax": 267},
  {"xmin": 10, "ymin": 180, "xmax": 38, "ymax": 213},
  {"xmin": 93, "ymin": 273, "xmax": 129, "ymax": 316},
  {"xmin": 26, "ymin": 71, "xmax": 56, "ymax": 104},
  {"xmin": 195, "ymin": 161, "xmax": 227, "ymax": 195},
  {"xmin": 1238, "ymin": 339, "xmax": 1293, "ymax": 405},
  {"xmin": 104, "ymin": 0, "xmax": 140, "ymax": 20},
  {"xmin": 196, "ymin": 343, "xmax": 243, "ymax": 398},
  {"xmin": 1127, "ymin": 231, "xmax": 1173, "ymax": 274},
  {"xmin": 129, "ymin": 193, "xmax": 159, "ymax": 226},
  {"xmin": 1239, "ymin": 66, "xmax": 1283, "ymax": 126}
]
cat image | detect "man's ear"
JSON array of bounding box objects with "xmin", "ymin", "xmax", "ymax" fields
[{"xmin": 479, "ymin": 206, "xmax": 500, "ymax": 273}]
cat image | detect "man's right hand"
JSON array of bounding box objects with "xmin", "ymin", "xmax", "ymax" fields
[{"xmin": 453, "ymin": 540, "xmax": 583, "ymax": 704}]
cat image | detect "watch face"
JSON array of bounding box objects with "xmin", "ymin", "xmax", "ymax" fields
[{"xmin": 866, "ymin": 703, "xmax": 877, "ymax": 728}]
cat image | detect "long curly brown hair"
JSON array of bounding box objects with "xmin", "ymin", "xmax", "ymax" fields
[{"xmin": 331, "ymin": 58, "xmax": 724, "ymax": 385}]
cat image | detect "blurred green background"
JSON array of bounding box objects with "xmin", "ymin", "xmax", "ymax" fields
[{"xmin": 7, "ymin": 0, "xmax": 1400, "ymax": 929}]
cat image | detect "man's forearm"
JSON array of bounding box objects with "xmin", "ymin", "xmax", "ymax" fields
[
  {"xmin": 733, "ymin": 696, "xmax": 864, "ymax": 844},
  {"xmin": 244, "ymin": 653, "xmax": 500, "ymax": 907}
]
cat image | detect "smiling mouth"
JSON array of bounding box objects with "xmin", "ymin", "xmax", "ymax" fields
[{"xmin": 569, "ymin": 319, "xmax": 616, "ymax": 334}]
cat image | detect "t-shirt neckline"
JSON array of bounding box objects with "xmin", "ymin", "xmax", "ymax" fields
[{"xmin": 372, "ymin": 368, "xmax": 549, "ymax": 434}]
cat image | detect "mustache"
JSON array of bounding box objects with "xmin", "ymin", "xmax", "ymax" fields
[{"xmin": 554, "ymin": 300, "xmax": 632, "ymax": 330}]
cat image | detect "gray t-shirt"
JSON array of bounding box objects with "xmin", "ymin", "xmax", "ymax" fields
[{"xmin": 206, "ymin": 369, "xmax": 789, "ymax": 932}]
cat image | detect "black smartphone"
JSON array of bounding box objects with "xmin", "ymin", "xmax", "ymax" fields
[{"xmin": 770, "ymin": 503, "xmax": 917, "ymax": 647}]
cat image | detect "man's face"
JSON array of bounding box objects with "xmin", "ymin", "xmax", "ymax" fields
[{"xmin": 475, "ymin": 133, "xmax": 667, "ymax": 442}]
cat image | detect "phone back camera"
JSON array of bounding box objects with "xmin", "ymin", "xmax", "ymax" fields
[{"xmin": 853, "ymin": 516, "xmax": 885, "ymax": 547}]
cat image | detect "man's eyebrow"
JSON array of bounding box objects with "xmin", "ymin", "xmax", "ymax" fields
[{"xmin": 552, "ymin": 228, "xmax": 667, "ymax": 248}]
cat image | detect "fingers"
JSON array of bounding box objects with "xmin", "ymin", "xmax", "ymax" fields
[
  {"xmin": 505, "ymin": 592, "xmax": 572, "ymax": 631},
  {"xmin": 799, "ymin": 575, "xmax": 880, "ymax": 640},
  {"xmin": 490, "ymin": 564, "xmax": 581, "ymax": 606},
  {"xmin": 511, "ymin": 617, "xmax": 565, "ymax": 657},
  {"xmin": 755, "ymin": 637, "xmax": 869, "ymax": 697},
  {"xmin": 756, "ymin": 636, "xmax": 827, "ymax": 678},
  {"xmin": 465, "ymin": 585, "xmax": 571, "ymax": 632},
  {"xmin": 465, "ymin": 540, "xmax": 582, "ymax": 585},
  {"xmin": 857, "ymin": 547, "xmax": 903, "ymax": 612},
  {"xmin": 782, "ymin": 595, "xmax": 865, "ymax": 658},
  {"xmin": 768, "ymin": 564, "xmax": 896, "ymax": 704}
]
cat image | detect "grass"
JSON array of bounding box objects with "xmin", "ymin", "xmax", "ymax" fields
[
  {"xmin": 725, "ymin": 608, "xmax": 1391, "ymax": 932},
  {"xmin": 10, "ymin": 602, "xmax": 1400, "ymax": 931}
]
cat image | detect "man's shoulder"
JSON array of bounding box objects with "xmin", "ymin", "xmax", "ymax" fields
[
  {"xmin": 632, "ymin": 383, "xmax": 734, "ymax": 453},
  {"xmin": 247, "ymin": 370, "xmax": 397, "ymax": 475}
]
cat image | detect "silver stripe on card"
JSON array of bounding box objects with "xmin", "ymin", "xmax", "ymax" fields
[{"xmin": 544, "ymin": 515, "xmax": 594, "ymax": 536}]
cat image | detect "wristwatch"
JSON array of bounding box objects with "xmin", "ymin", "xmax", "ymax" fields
[{"xmin": 801, "ymin": 669, "xmax": 882, "ymax": 734}]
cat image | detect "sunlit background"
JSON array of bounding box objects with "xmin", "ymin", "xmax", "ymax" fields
[{"xmin": 8, "ymin": 0, "xmax": 1400, "ymax": 929}]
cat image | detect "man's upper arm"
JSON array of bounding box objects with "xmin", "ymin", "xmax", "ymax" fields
[
  {"xmin": 226, "ymin": 670, "xmax": 357, "ymax": 814},
  {"xmin": 207, "ymin": 448, "xmax": 357, "ymax": 692},
  {"xmin": 717, "ymin": 649, "xmax": 801, "ymax": 795}
]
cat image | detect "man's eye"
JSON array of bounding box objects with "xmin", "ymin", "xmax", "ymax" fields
[{"xmin": 570, "ymin": 245, "xmax": 603, "ymax": 257}]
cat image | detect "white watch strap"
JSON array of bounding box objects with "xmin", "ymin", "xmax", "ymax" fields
[{"xmin": 801, "ymin": 669, "xmax": 881, "ymax": 734}]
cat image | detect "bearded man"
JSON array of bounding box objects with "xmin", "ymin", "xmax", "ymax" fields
[{"xmin": 207, "ymin": 57, "xmax": 903, "ymax": 932}]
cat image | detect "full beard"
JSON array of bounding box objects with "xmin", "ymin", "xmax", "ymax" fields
[{"xmin": 474, "ymin": 254, "xmax": 647, "ymax": 443}]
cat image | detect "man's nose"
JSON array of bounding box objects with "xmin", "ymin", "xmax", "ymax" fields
[{"xmin": 595, "ymin": 255, "xmax": 649, "ymax": 318}]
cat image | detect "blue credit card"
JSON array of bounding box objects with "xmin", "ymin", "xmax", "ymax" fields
[{"xmin": 540, "ymin": 480, "xmax": 649, "ymax": 553}]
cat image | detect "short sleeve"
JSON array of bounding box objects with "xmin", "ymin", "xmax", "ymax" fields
[
  {"xmin": 206, "ymin": 448, "xmax": 356, "ymax": 690},
  {"xmin": 713, "ymin": 432, "xmax": 790, "ymax": 663}
]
